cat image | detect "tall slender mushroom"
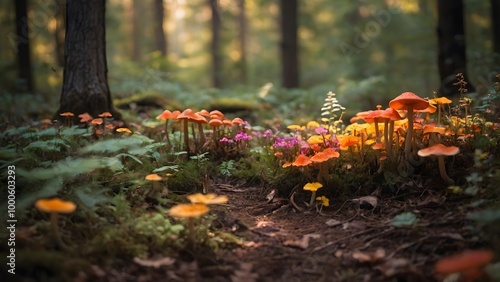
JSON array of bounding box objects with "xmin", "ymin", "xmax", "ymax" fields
[
  {"xmin": 156, "ymin": 110, "xmax": 180, "ymax": 146},
  {"xmin": 417, "ymin": 143, "xmax": 460, "ymax": 185},
  {"xmin": 35, "ymin": 198, "xmax": 76, "ymax": 250},
  {"xmin": 389, "ymin": 92, "xmax": 429, "ymax": 163}
]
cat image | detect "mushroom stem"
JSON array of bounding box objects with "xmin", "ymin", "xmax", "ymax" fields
[
  {"xmin": 309, "ymin": 191, "xmax": 317, "ymax": 208},
  {"xmin": 186, "ymin": 218, "xmax": 195, "ymax": 249},
  {"xmin": 50, "ymin": 213, "xmax": 70, "ymax": 251},
  {"xmin": 164, "ymin": 120, "xmax": 171, "ymax": 146},
  {"xmin": 404, "ymin": 104, "xmax": 414, "ymax": 161},
  {"xmin": 437, "ymin": 155, "xmax": 455, "ymax": 185},
  {"xmin": 198, "ymin": 123, "xmax": 205, "ymax": 151},
  {"xmin": 387, "ymin": 120, "xmax": 394, "ymax": 159},
  {"xmin": 183, "ymin": 119, "xmax": 190, "ymax": 154}
]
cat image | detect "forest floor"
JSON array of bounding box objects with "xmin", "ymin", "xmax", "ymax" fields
[{"xmin": 95, "ymin": 182, "xmax": 484, "ymax": 282}]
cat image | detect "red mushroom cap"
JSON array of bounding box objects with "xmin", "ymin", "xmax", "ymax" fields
[
  {"xmin": 389, "ymin": 92, "xmax": 429, "ymax": 111},
  {"xmin": 417, "ymin": 143, "xmax": 459, "ymax": 157}
]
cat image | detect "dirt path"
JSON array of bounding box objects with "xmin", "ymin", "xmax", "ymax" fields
[{"xmin": 203, "ymin": 184, "xmax": 481, "ymax": 282}]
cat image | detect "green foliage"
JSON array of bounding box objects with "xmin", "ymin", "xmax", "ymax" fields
[{"xmin": 219, "ymin": 160, "xmax": 235, "ymax": 177}]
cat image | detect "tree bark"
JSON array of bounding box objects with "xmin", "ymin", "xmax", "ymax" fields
[
  {"xmin": 279, "ymin": 0, "xmax": 299, "ymax": 88},
  {"xmin": 491, "ymin": 0, "xmax": 500, "ymax": 56},
  {"xmin": 14, "ymin": 0, "xmax": 34, "ymax": 93},
  {"xmin": 153, "ymin": 0, "xmax": 167, "ymax": 56},
  {"xmin": 210, "ymin": 0, "xmax": 223, "ymax": 88},
  {"xmin": 437, "ymin": 0, "xmax": 474, "ymax": 96},
  {"xmin": 54, "ymin": 0, "xmax": 66, "ymax": 67},
  {"xmin": 132, "ymin": 0, "xmax": 143, "ymax": 61},
  {"xmin": 238, "ymin": 0, "xmax": 247, "ymax": 84},
  {"xmin": 55, "ymin": 0, "xmax": 122, "ymax": 123}
]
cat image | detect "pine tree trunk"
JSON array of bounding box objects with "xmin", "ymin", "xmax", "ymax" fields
[
  {"xmin": 153, "ymin": 0, "xmax": 167, "ymax": 57},
  {"xmin": 14, "ymin": 0, "xmax": 34, "ymax": 93},
  {"xmin": 491, "ymin": 0, "xmax": 500, "ymax": 57},
  {"xmin": 279, "ymin": 0, "xmax": 299, "ymax": 88},
  {"xmin": 238, "ymin": 0, "xmax": 247, "ymax": 84},
  {"xmin": 55, "ymin": 0, "xmax": 122, "ymax": 123},
  {"xmin": 437, "ymin": 0, "xmax": 474, "ymax": 96},
  {"xmin": 132, "ymin": 0, "xmax": 143, "ymax": 61},
  {"xmin": 210, "ymin": 0, "xmax": 222, "ymax": 88}
]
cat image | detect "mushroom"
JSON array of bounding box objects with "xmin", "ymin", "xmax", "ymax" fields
[
  {"xmin": 380, "ymin": 108, "xmax": 402, "ymax": 159},
  {"xmin": 187, "ymin": 193, "xmax": 228, "ymax": 205},
  {"xmin": 169, "ymin": 203, "xmax": 209, "ymax": 247},
  {"xmin": 177, "ymin": 109, "xmax": 207, "ymax": 154},
  {"xmin": 78, "ymin": 112, "xmax": 93, "ymax": 124},
  {"xmin": 435, "ymin": 250, "xmax": 494, "ymax": 281},
  {"xmin": 156, "ymin": 110, "xmax": 180, "ymax": 146},
  {"xmin": 303, "ymin": 182, "xmax": 323, "ymax": 208},
  {"xmin": 429, "ymin": 97, "xmax": 452, "ymax": 126},
  {"xmin": 35, "ymin": 198, "xmax": 76, "ymax": 250},
  {"xmin": 389, "ymin": 92, "xmax": 429, "ymax": 163},
  {"xmin": 145, "ymin": 173, "xmax": 164, "ymax": 196},
  {"xmin": 417, "ymin": 143, "xmax": 460, "ymax": 185},
  {"xmin": 59, "ymin": 112, "xmax": 75, "ymax": 126}
]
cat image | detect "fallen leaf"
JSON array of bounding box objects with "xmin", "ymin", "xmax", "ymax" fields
[
  {"xmin": 266, "ymin": 189, "xmax": 276, "ymax": 203},
  {"xmin": 133, "ymin": 256, "xmax": 175, "ymax": 268},
  {"xmin": 325, "ymin": 218, "xmax": 342, "ymax": 227},
  {"xmin": 352, "ymin": 196, "xmax": 378, "ymax": 209},
  {"xmin": 283, "ymin": 233, "xmax": 321, "ymax": 249},
  {"xmin": 376, "ymin": 258, "xmax": 422, "ymax": 279},
  {"xmin": 352, "ymin": 248, "xmax": 386, "ymax": 263}
]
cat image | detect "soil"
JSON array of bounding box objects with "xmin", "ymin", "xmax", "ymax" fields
[{"xmin": 88, "ymin": 182, "xmax": 485, "ymax": 282}]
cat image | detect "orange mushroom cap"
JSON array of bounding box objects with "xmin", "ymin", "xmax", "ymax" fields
[
  {"xmin": 91, "ymin": 118, "xmax": 103, "ymax": 125},
  {"xmin": 417, "ymin": 143, "xmax": 459, "ymax": 157},
  {"xmin": 197, "ymin": 109, "xmax": 211, "ymax": 117},
  {"xmin": 322, "ymin": 148, "xmax": 340, "ymax": 158},
  {"xmin": 177, "ymin": 109, "xmax": 207, "ymax": 123},
  {"xmin": 363, "ymin": 110, "xmax": 385, "ymax": 123},
  {"xmin": 60, "ymin": 112, "xmax": 74, "ymax": 117},
  {"xmin": 311, "ymin": 152, "xmax": 329, "ymax": 163},
  {"xmin": 389, "ymin": 92, "xmax": 429, "ymax": 111},
  {"xmin": 209, "ymin": 110, "xmax": 225, "ymax": 120},
  {"xmin": 145, "ymin": 173, "xmax": 162, "ymax": 181},
  {"xmin": 156, "ymin": 110, "xmax": 180, "ymax": 120},
  {"xmin": 35, "ymin": 198, "xmax": 76, "ymax": 214},
  {"xmin": 292, "ymin": 154, "xmax": 312, "ymax": 166},
  {"xmin": 98, "ymin": 111, "xmax": 112, "ymax": 118},
  {"xmin": 381, "ymin": 108, "xmax": 403, "ymax": 120},
  {"xmin": 429, "ymin": 97, "xmax": 452, "ymax": 105},
  {"xmin": 434, "ymin": 250, "xmax": 494, "ymax": 274},
  {"xmin": 187, "ymin": 193, "xmax": 228, "ymax": 205},
  {"xmin": 209, "ymin": 119, "xmax": 224, "ymax": 127},
  {"xmin": 232, "ymin": 117, "xmax": 245, "ymax": 125},
  {"xmin": 169, "ymin": 203, "xmax": 209, "ymax": 218},
  {"xmin": 78, "ymin": 113, "xmax": 94, "ymax": 123}
]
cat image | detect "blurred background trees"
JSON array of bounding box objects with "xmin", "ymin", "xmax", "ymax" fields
[{"xmin": 1, "ymin": 0, "xmax": 497, "ymax": 119}]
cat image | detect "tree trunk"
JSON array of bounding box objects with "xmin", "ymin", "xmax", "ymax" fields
[
  {"xmin": 491, "ymin": 0, "xmax": 500, "ymax": 56},
  {"xmin": 210, "ymin": 0, "xmax": 222, "ymax": 88},
  {"xmin": 153, "ymin": 0, "xmax": 167, "ymax": 56},
  {"xmin": 132, "ymin": 0, "xmax": 143, "ymax": 61},
  {"xmin": 238, "ymin": 0, "xmax": 247, "ymax": 84},
  {"xmin": 55, "ymin": 0, "xmax": 123, "ymax": 124},
  {"xmin": 279, "ymin": 0, "xmax": 299, "ymax": 88},
  {"xmin": 14, "ymin": 0, "xmax": 34, "ymax": 93},
  {"xmin": 437, "ymin": 0, "xmax": 474, "ymax": 96},
  {"xmin": 54, "ymin": 0, "xmax": 66, "ymax": 67}
]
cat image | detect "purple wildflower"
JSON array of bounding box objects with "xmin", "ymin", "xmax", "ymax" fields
[{"xmin": 315, "ymin": 126, "xmax": 328, "ymax": 135}]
